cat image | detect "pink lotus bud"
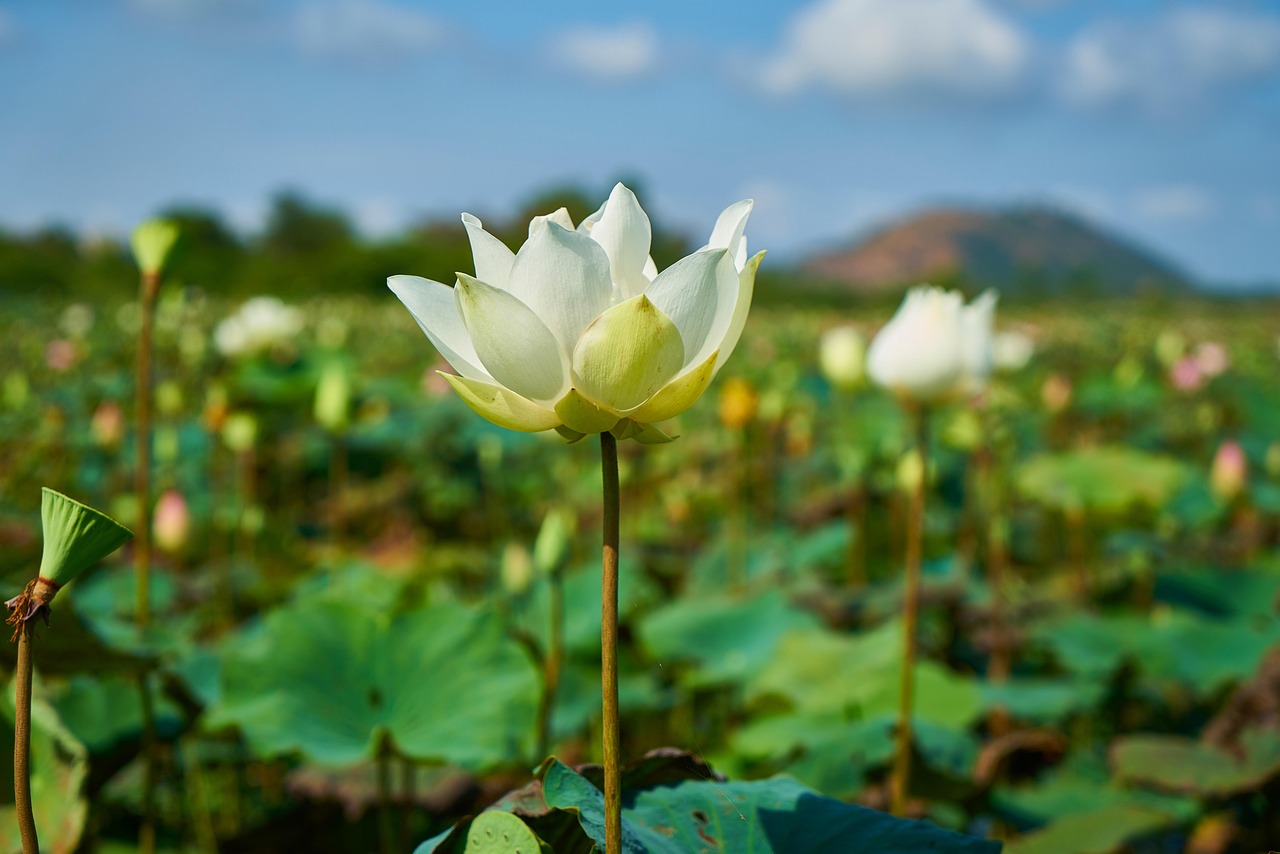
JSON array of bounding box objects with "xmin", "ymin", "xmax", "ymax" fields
[
  {"xmin": 1193, "ymin": 342, "xmax": 1229, "ymax": 378},
  {"xmin": 153, "ymin": 490, "xmax": 192, "ymax": 554},
  {"xmin": 91, "ymin": 401, "xmax": 126, "ymax": 449},
  {"xmin": 1170, "ymin": 356, "xmax": 1205, "ymax": 393},
  {"xmin": 45, "ymin": 339, "xmax": 77, "ymax": 373},
  {"xmin": 1210, "ymin": 441, "xmax": 1247, "ymax": 502}
]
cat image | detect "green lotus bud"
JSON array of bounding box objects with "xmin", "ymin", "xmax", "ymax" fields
[
  {"xmin": 314, "ymin": 362, "xmax": 352, "ymax": 433},
  {"xmin": 533, "ymin": 506, "xmax": 574, "ymax": 574},
  {"xmin": 7, "ymin": 489, "xmax": 133, "ymax": 625},
  {"xmin": 818, "ymin": 325, "xmax": 865, "ymax": 392},
  {"xmin": 156, "ymin": 380, "xmax": 184, "ymax": 417},
  {"xmin": 155, "ymin": 425, "xmax": 181, "ymax": 465},
  {"xmin": 500, "ymin": 542, "xmax": 535, "ymax": 595},
  {"xmin": 222, "ymin": 412, "xmax": 258, "ymax": 453},
  {"xmin": 130, "ymin": 218, "xmax": 180, "ymax": 278},
  {"xmin": 897, "ymin": 449, "xmax": 925, "ymax": 494},
  {"xmin": 1154, "ymin": 330, "xmax": 1186, "ymax": 367},
  {"xmin": 3, "ymin": 371, "xmax": 29, "ymax": 410}
]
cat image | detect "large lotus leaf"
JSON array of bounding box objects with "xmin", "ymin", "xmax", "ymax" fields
[
  {"xmin": 52, "ymin": 675, "xmax": 184, "ymax": 753},
  {"xmin": 1153, "ymin": 567, "xmax": 1280, "ymax": 620},
  {"xmin": 993, "ymin": 753, "xmax": 1197, "ymax": 827},
  {"xmin": 1016, "ymin": 448, "xmax": 1186, "ymax": 515},
  {"xmin": 637, "ymin": 590, "xmax": 821, "ymax": 688},
  {"xmin": 1003, "ymin": 804, "xmax": 1182, "ymax": 854},
  {"xmin": 208, "ymin": 600, "xmax": 538, "ymax": 767},
  {"xmin": 538, "ymin": 758, "xmax": 1000, "ymax": 854},
  {"xmin": 1111, "ymin": 729, "xmax": 1280, "ymax": 797},
  {"xmin": 980, "ymin": 678, "xmax": 1106, "ymax": 724},
  {"xmin": 1030, "ymin": 609, "xmax": 1280, "ymax": 695},
  {"xmin": 748, "ymin": 624, "xmax": 983, "ymax": 729},
  {"xmin": 0, "ymin": 684, "xmax": 89, "ymax": 853}
]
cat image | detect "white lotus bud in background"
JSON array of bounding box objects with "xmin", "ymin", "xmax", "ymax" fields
[
  {"xmin": 992, "ymin": 329, "xmax": 1034, "ymax": 373},
  {"xmin": 867, "ymin": 286, "xmax": 998, "ymax": 403},
  {"xmin": 818, "ymin": 325, "xmax": 866, "ymax": 391}
]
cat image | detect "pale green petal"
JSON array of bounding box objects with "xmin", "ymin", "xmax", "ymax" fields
[
  {"xmin": 455, "ymin": 274, "xmax": 568, "ymax": 403},
  {"xmin": 461, "ymin": 213, "xmax": 515, "ymax": 290},
  {"xmin": 441, "ymin": 373, "xmax": 561, "ymax": 432},
  {"xmin": 507, "ymin": 221, "xmax": 613, "ymax": 355},
  {"xmin": 554, "ymin": 389, "xmax": 621, "ymax": 434},
  {"xmin": 713, "ymin": 250, "xmax": 765, "ymax": 372},
  {"xmin": 572, "ymin": 295, "xmax": 684, "ymax": 412},
  {"xmin": 644, "ymin": 248, "xmax": 735, "ymax": 372},
  {"xmin": 613, "ymin": 419, "xmax": 676, "ymax": 444},
  {"xmin": 555, "ymin": 425, "xmax": 588, "ymax": 443},
  {"xmin": 625, "ymin": 349, "xmax": 719, "ymax": 424},
  {"xmin": 388, "ymin": 275, "xmax": 491, "ymax": 381},
  {"xmin": 589, "ymin": 183, "xmax": 652, "ymax": 299}
]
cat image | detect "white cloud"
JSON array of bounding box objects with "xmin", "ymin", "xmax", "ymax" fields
[
  {"xmin": 1131, "ymin": 185, "xmax": 1216, "ymax": 224},
  {"xmin": 547, "ymin": 21, "xmax": 658, "ymax": 80},
  {"xmin": 295, "ymin": 0, "xmax": 445, "ymax": 62},
  {"xmin": 759, "ymin": 0, "xmax": 1030, "ymax": 100},
  {"xmin": 1063, "ymin": 6, "xmax": 1280, "ymax": 113}
]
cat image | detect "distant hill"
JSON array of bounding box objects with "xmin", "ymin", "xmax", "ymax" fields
[{"xmin": 803, "ymin": 205, "xmax": 1193, "ymax": 295}]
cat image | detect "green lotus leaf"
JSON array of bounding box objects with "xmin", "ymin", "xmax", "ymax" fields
[
  {"xmin": 1003, "ymin": 804, "xmax": 1181, "ymax": 854},
  {"xmin": 1016, "ymin": 447, "xmax": 1186, "ymax": 515},
  {"xmin": 637, "ymin": 589, "xmax": 821, "ymax": 688},
  {"xmin": 0, "ymin": 681, "xmax": 90, "ymax": 853},
  {"xmin": 37, "ymin": 488, "xmax": 133, "ymax": 588},
  {"xmin": 1111, "ymin": 729, "xmax": 1280, "ymax": 797},
  {"xmin": 208, "ymin": 600, "xmax": 538, "ymax": 767}
]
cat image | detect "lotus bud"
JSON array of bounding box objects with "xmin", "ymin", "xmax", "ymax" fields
[
  {"xmin": 153, "ymin": 490, "xmax": 192, "ymax": 554},
  {"xmin": 897, "ymin": 449, "xmax": 925, "ymax": 494},
  {"xmin": 533, "ymin": 506, "xmax": 574, "ymax": 575},
  {"xmin": 1210, "ymin": 440, "xmax": 1247, "ymax": 502},
  {"xmin": 992, "ymin": 330, "xmax": 1034, "ymax": 372},
  {"xmin": 941, "ymin": 408, "xmax": 982, "ymax": 452},
  {"xmin": 1266, "ymin": 442, "xmax": 1280, "ymax": 479},
  {"xmin": 221, "ymin": 412, "xmax": 258, "ymax": 454},
  {"xmin": 7, "ymin": 489, "xmax": 132, "ymax": 627},
  {"xmin": 156, "ymin": 380, "xmax": 184, "ymax": 417},
  {"xmin": 90, "ymin": 401, "xmax": 126, "ymax": 449},
  {"xmin": 59, "ymin": 303, "xmax": 95, "ymax": 340},
  {"xmin": 3, "ymin": 371, "xmax": 29, "ymax": 410},
  {"xmin": 1193, "ymin": 342, "xmax": 1228, "ymax": 378},
  {"xmin": 1154, "ymin": 330, "xmax": 1186, "ymax": 367},
  {"xmin": 155, "ymin": 426, "xmax": 181, "ymax": 465},
  {"xmin": 1170, "ymin": 356, "xmax": 1204, "ymax": 393},
  {"xmin": 314, "ymin": 362, "xmax": 352, "ymax": 433},
  {"xmin": 718, "ymin": 377, "xmax": 758, "ymax": 431},
  {"xmin": 45, "ymin": 340, "xmax": 77, "ymax": 373},
  {"xmin": 500, "ymin": 542, "xmax": 535, "ymax": 596},
  {"xmin": 818, "ymin": 325, "xmax": 865, "ymax": 391},
  {"xmin": 131, "ymin": 218, "xmax": 180, "ymax": 281},
  {"xmin": 1041, "ymin": 373, "xmax": 1072, "ymax": 413}
]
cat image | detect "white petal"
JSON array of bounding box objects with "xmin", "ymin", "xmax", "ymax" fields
[
  {"xmin": 713, "ymin": 250, "xmax": 765, "ymax": 373},
  {"xmin": 961, "ymin": 289, "xmax": 999, "ymax": 388},
  {"xmin": 866, "ymin": 286, "xmax": 965, "ymax": 402},
  {"xmin": 506, "ymin": 221, "xmax": 614, "ymax": 356},
  {"xmin": 387, "ymin": 275, "xmax": 491, "ymax": 382},
  {"xmin": 705, "ymin": 199, "xmax": 753, "ymax": 268},
  {"xmin": 455, "ymin": 274, "xmax": 569, "ymax": 403},
  {"xmin": 529, "ymin": 207, "xmax": 575, "ymax": 235},
  {"xmin": 461, "ymin": 213, "xmax": 515, "ymax": 290},
  {"xmin": 643, "ymin": 248, "xmax": 736, "ymax": 372},
  {"xmin": 589, "ymin": 183, "xmax": 652, "ymax": 300}
]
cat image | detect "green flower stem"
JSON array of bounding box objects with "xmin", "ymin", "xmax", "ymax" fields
[
  {"xmin": 377, "ymin": 740, "xmax": 394, "ymax": 854},
  {"xmin": 138, "ymin": 672, "xmax": 158, "ymax": 854},
  {"xmin": 13, "ymin": 623, "xmax": 38, "ymax": 854},
  {"xmin": 599, "ymin": 431, "xmax": 622, "ymax": 854},
  {"xmin": 981, "ymin": 432, "xmax": 1012, "ymax": 738},
  {"xmin": 330, "ymin": 436, "xmax": 348, "ymax": 547},
  {"xmin": 891, "ymin": 406, "xmax": 929, "ymax": 817},
  {"xmin": 135, "ymin": 271, "xmax": 159, "ymax": 627},
  {"xmin": 400, "ymin": 757, "xmax": 416, "ymax": 854}
]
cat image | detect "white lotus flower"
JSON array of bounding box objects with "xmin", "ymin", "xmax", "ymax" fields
[
  {"xmin": 389, "ymin": 183, "xmax": 762, "ymax": 443},
  {"xmin": 214, "ymin": 297, "xmax": 304, "ymax": 359},
  {"xmin": 867, "ymin": 286, "xmax": 997, "ymax": 403}
]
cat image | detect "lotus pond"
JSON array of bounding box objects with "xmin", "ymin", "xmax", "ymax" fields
[{"xmin": 2, "ymin": 291, "xmax": 1280, "ymax": 853}]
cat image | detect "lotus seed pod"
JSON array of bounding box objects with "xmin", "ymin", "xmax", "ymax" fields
[
  {"xmin": 131, "ymin": 218, "xmax": 180, "ymax": 277},
  {"xmin": 314, "ymin": 362, "xmax": 352, "ymax": 433}
]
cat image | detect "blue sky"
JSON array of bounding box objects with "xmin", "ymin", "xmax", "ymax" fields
[{"xmin": 2, "ymin": 0, "xmax": 1279, "ymax": 285}]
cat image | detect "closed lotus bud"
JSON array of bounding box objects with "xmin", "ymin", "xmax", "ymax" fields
[
  {"xmin": 1154, "ymin": 330, "xmax": 1186, "ymax": 367},
  {"xmin": 1170, "ymin": 356, "xmax": 1204, "ymax": 393},
  {"xmin": 868, "ymin": 286, "xmax": 997, "ymax": 403},
  {"xmin": 1210, "ymin": 440, "xmax": 1247, "ymax": 502},
  {"xmin": 60, "ymin": 303, "xmax": 95, "ymax": 339},
  {"xmin": 818, "ymin": 325, "xmax": 865, "ymax": 391},
  {"xmin": 500, "ymin": 542, "xmax": 535, "ymax": 596},
  {"xmin": 533, "ymin": 506, "xmax": 574, "ymax": 575},
  {"xmin": 153, "ymin": 490, "xmax": 192, "ymax": 554},
  {"xmin": 314, "ymin": 362, "xmax": 352, "ymax": 433},
  {"xmin": 992, "ymin": 330, "xmax": 1034, "ymax": 372},
  {"xmin": 718, "ymin": 377, "xmax": 758, "ymax": 431},
  {"xmin": 156, "ymin": 380, "xmax": 184, "ymax": 417},
  {"xmin": 91, "ymin": 401, "xmax": 126, "ymax": 449},
  {"xmin": 1193, "ymin": 342, "xmax": 1229, "ymax": 378},
  {"xmin": 221, "ymin": 412, "xmax": 258, "ymax": 454},
  {"xmin": 155, "ymin": 426, "xmax": 181, "ymax": 465},
  {"xmin": 45, "ymin": 339, "xmax": 77, "ymax": 373},
  {"xmin": 897, "ymin": 449, "xmax": 925, "ymax": 494},
  {"xmin": 3, "ymin": 371, "xmax": 30, "ymax": 410},
  {"xmin": 1041, "ymin": 373, "xmax": 1072, "ymax": 413}
]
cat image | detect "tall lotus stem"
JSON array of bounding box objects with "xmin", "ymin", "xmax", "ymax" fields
[
  {"xmin": 13, "ymin": 623, "xmax": 38, "ymax": 854},
  {"xmin": 536, "ymin": 561, "xmax": 565, "ymax": 760},
  {"xmin": 136, "ymin": 269, "xmax": 159, "ymax": 627},
  {"xmin": 982, "ymin": 434, "xmax": 1012, "ymax": 738},
  {"xmin": 600, "ymin": 432, "xmax": 622, "ymax": 854},
  {"xmin": 891, "ymin": 406, "xmax": 928, "ymax": 817}
]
